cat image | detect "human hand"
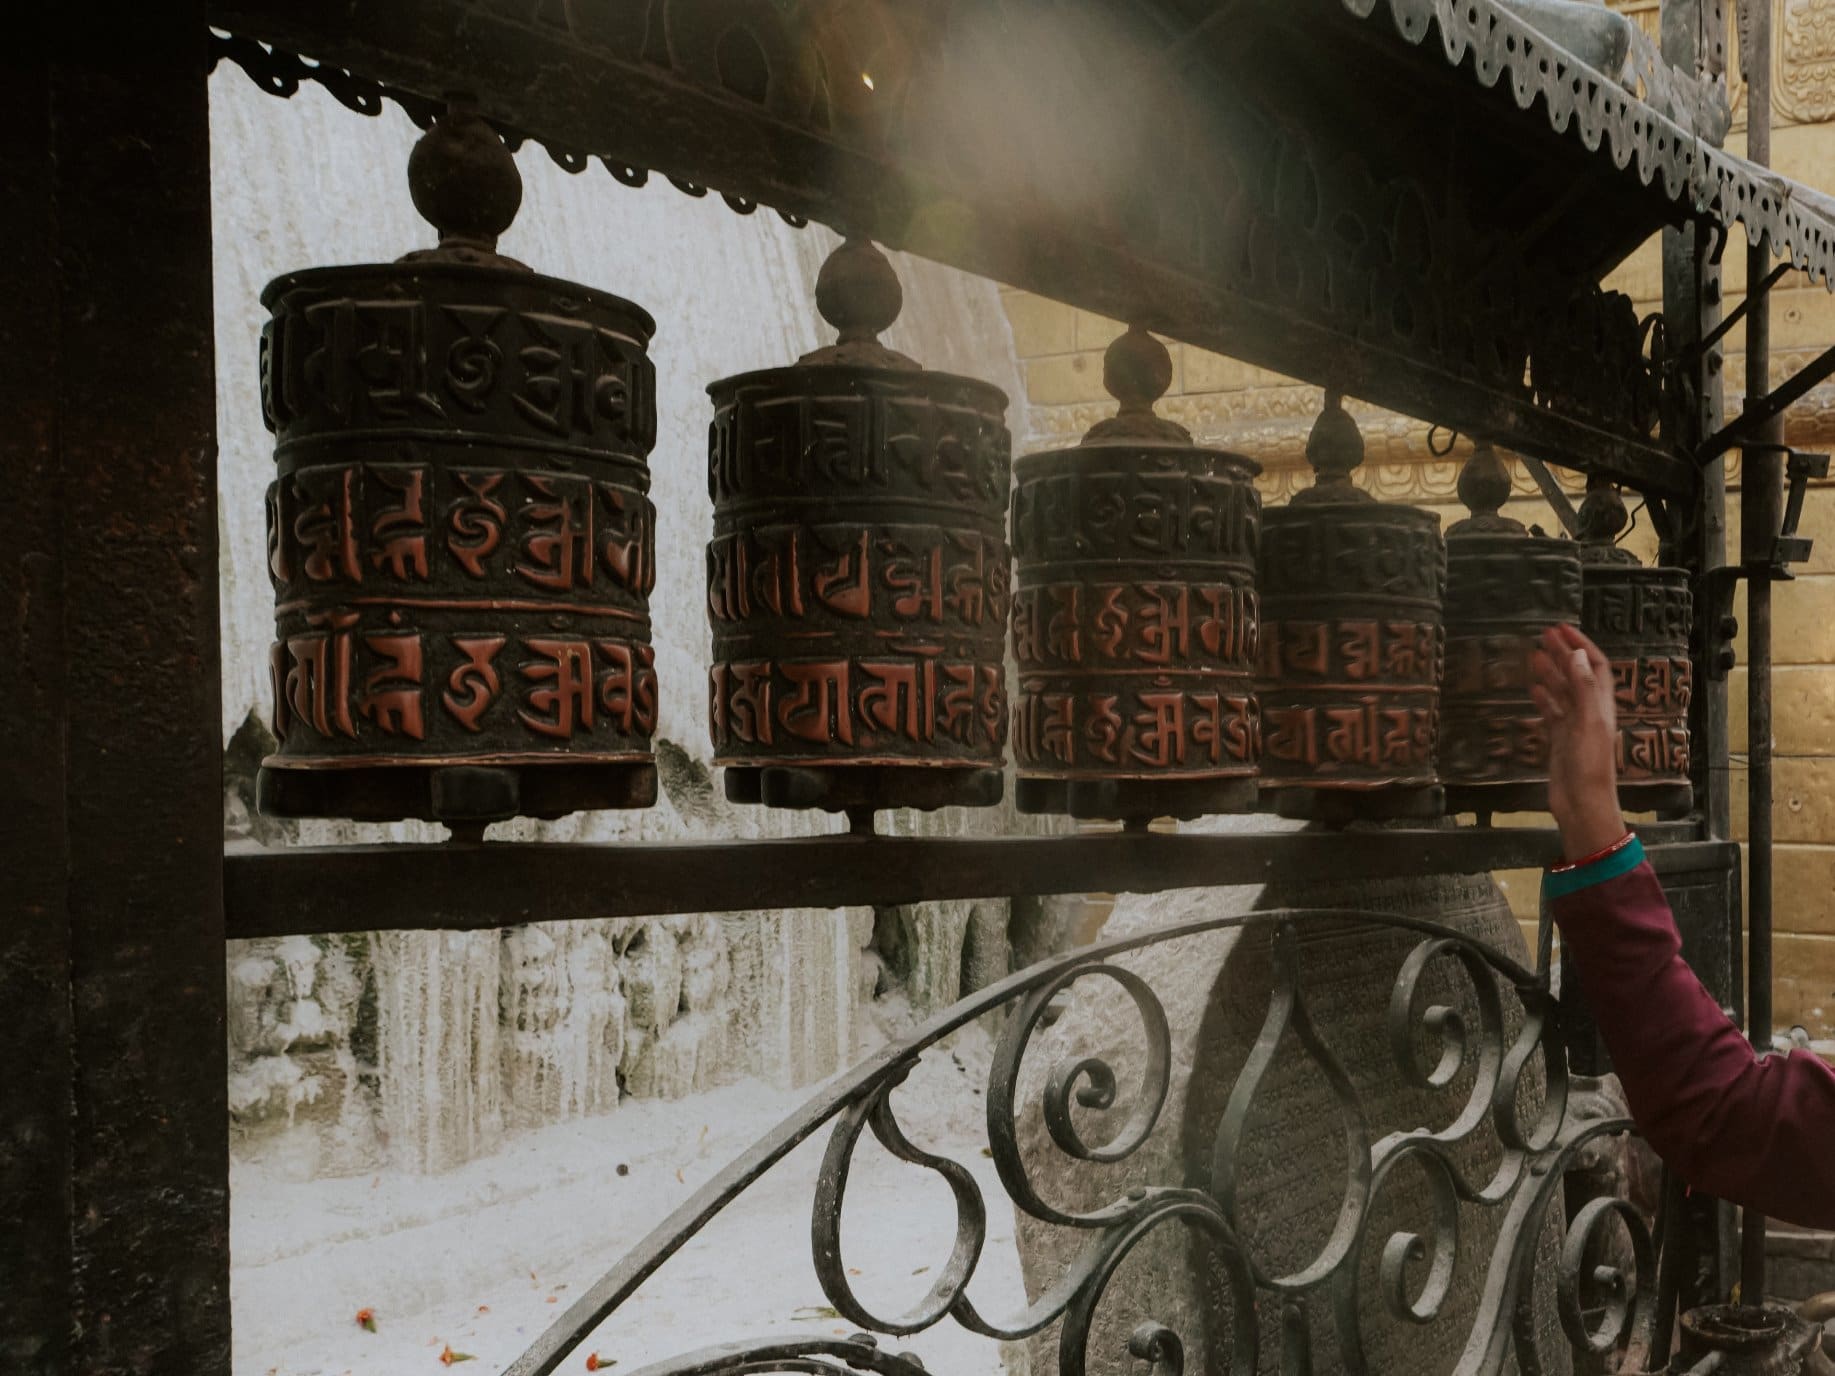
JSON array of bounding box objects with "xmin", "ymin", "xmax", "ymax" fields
[{"xmin": 1530, "ymin": 623, "xmax": 1628, "ymax": 863}]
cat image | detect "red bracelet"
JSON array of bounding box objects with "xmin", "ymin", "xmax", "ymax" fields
[{"xmin": 1550, "ymin": 830, "xmax": 1636, "ymax": 874}]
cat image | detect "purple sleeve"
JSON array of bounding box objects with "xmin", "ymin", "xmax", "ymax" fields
[{"xmin": 1551, "ymin": 860, "xmax": 1835, "ymax": 1229}]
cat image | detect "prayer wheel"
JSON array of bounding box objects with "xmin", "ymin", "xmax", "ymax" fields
[
  {"xmin": 258, "ymin": 103, "xmax": 660, "ymax": 825},
  {"xmin": 1577, "ymin": 480, "xmax": 1694, "ymax": 813},
  {"xmin": 1439, "ymin": 445, "xmax": 1583, "ymax": 814},
  {"xmin": 1010, "ymin": 326, "xmax": 1261, "ymax": 821},
  {"xmin": 1258, "ymin": 395, "xmax": 1445, "ymax": 821},
  {"xmin": 706, "ymin": 238, "xmax": 1012, "ymax": 812}
]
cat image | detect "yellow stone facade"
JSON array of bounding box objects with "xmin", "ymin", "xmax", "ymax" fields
[{"xmin": 999, "ymin": 0, "xmax": 1835, "ymax": 1039}]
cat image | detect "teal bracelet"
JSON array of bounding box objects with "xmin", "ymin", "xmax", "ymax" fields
[{"xmin": 1543, "ymin": 835, "xmax": 1647, "ymax": 900}]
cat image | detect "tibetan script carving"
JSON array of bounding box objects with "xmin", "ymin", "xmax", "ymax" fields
[
  {"xmin": 1439, "ymin": 536, "xmax": 1583, "ymax": 796},
  {"xmin": 1582, "ymin": 567, "xmax": 1694, "ymax": 806},
  {"xmin": 705, "ymin": 358, "xmax": 1012, "ymax": 794},
  {"xmin": 1010, "ymin": 447, "xmax": 1263, "ymax": 815},
  {"xmin": 260, "ymin": 260, "xmax": 661, "ymax": 815},
  {"xmin": 1259, "ymin": 504, "xmax": 1446, "ymax": 799}
]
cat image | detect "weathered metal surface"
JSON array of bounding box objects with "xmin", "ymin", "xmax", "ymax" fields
[
  {"xmin": 1260, "ymin": 396, "xmax": 1446, "ymax": 820},
  {"xmin": 204, "ymin": 0, "xmax": 1704, "ymax": 499},
  {"xmin": 1346, "ymin": 0, "xmax": 1835, "ymax": 286},
  {"xmin": 1679, "ymin": 1304, "xmax": 1821, "ymax": 1376},
  {"xmin": 0, "ymin": 9, "xmax": 231, "ymax": 1372},
  {"xmin": 257, "ymin": 106, "xmax": 660, "ymax": 823},
  {"xmin": 1576, "ymin": 482, "xmax": 1695, "ymax": 814},
  {"xmin": 501, "ymin": 902, "xmax": 1653, "ymax": 1376},
  {"xmin": 1440, "ymin": 445, "xmax": 1585, "ymax": 813},
  {"xmin": 222, "ymin": 825, "xmax": 1706, "ymax": 939},
  {"xmin": 1011, "ymin": 327, "xmax": 1261, "ymax": 821},
  {"xmin": 707, "ymin": 238, "xmax": 1010, "ymax": 812}
]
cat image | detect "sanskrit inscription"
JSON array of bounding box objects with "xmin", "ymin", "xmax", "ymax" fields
[
  {"xmin": 1439, "ymin": 535, "xmax": 1582, "ymax": 792},
  {"xmin": 270, "ymin": 627, "xmax": 657, "ymax": 762},
  {"xmin": 709, "ymin": 655, "xmax": 1005, "ymax": 762},
  {"xmin": 263, "ymin": 278, "xmax": 657, "ymax": 460},
  {"xmin": 260, "ymin": 259, "xmax": 662, "ymax": 809},
  {"xmin": 706, "ymin": 364, "xmax": 1012, "ymax": 780},
  {"xmin": 1259, "ymin": 503, "xmax": 1445, "ymax": 794},
  {"xmin": 1581, "ymin": 566, "xmax": 1692, "ymax": 801},
  {"xmin": 1010, "ymin": 448, "xmax": 1263, "ymax": 800},
  {"xmin": 707, "ymin": 523, "xmax": 1005, "ymax": 632},
  {"xmin": 1261, "ymin": 697, "xmax": 1438, "ymax": 777}
]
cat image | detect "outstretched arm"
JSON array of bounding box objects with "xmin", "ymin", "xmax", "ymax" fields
[{"xmin": 1532, "ymin": 624, "xmax": 1835, "ymax": 1229}]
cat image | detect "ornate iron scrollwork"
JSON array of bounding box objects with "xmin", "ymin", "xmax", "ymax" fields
[{"xmin": 505, "ymin": 904, "xmax": 1667, "ymax": 1376}]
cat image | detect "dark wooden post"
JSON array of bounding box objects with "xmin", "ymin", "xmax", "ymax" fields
[{"xmin": 0, "ymin": 9, "xmax": 230, "ymax": 1373}]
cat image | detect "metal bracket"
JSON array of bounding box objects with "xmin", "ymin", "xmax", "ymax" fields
[
  {"xmin": 1696, "ymin": 342, "xmax": 1835, "ymax": 465},
  {"xmin": 1698, "ymin": 448, "xmax": 1828, "ymax": 679},
  {"xmin": 1519, "ymin": 453, "xmax": 1581, "ymax": 535}
]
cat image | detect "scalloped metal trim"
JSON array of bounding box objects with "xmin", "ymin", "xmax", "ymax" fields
[{"xmin": 1342, "ymin": 0, "xmax": 1835, "ymax": 287}]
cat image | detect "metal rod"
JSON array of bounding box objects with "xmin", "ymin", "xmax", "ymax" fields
[
  {"xmin": 1692, "ymin": 260, "xmax": 1791, "ymax": 358},
  {"xmin": 1520, "ymin": 453, "xmax": 1582, "ymax": 533},
  {"xmin": 222, "ymin": 827, "xmax": 1720, "ymax": 940},
  {"xmin": 1740, "ymin": 0, "xmax": 1779, "ymax": 1310},
  {"xmin": 1697, "ymin": 338, "xmax": 1835, "ymax": 464},
  {"xmin": 1653, "ymin": 1166, "xmax": 1690, "ymax": 1364}
]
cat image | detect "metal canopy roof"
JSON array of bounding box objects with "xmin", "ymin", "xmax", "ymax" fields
[
  {"xmin": 1340, "ymin": 0, "xmax": 1835, "ymax": 286},
  {"xmin": 204, "ymin": 0, "xmax": 1835, "ymax": 496}
]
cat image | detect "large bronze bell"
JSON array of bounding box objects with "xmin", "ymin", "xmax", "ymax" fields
[
  {"xmin": 1258, "ymin": 394, "xmax": 1446, "ymax": 821},
  {"xmin": 1010, "ymin": 326, "xmax": 1261, "ymax": 821},
  {"xmin": 1576, "ymin": 479, "xmax": 1694, "ymax": 813},
  {"xmin": 257, "ymin": 102, "xmax": 661, "ymax": 826},
  {"xmin": 1439, "ymin": 444, "xmax": 1583, "ymax": 814},
  {"xmin": 705, "ymin": 238, "xmax": 1012, "ymax": 812}
]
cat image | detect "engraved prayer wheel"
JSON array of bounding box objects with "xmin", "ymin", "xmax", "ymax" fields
[
  {"xmin": 1010, "ymin": 326, "xmax": 1261, "ymax": 821},
  {"xmin": 1258, "ymin": 395, "xmax": 1446, "ymax": 821},
  {"xmin": 257, "ymin": 103, "xmax": 660, "ymax": 825},
  {"xmin": 1576, "ymin": 480, "xmax": 1694, "ymax": 813},
  {"xmin": 1439, "ymin": 444, "xmax": 1583, "ymax": 813},
  {"xmin": 705, "ymin": 237, "xmax": 1012, "ymax": 812}
]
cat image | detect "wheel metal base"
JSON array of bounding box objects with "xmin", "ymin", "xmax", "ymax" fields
[
  {"xmin": 1261, "ymin": 783, "xmax": 1445, "ymax": 825},
  {"xmin": 1619, "ymin": 780, "xmax": 1694, "ymax": 816},
  {"xmin": 1444, "ymin": 781, "xmax": 1552, "ymax": 816},
  {"xmin": 258, "ymin": 761, "xmax": 658, "ymax": 824},
  {"xmin": 722, "ymin": 765, "xmax": 1003, "ymax": 813},
  {"xmin": 1017, "ymin": 775, "xmax": 1259, "ymax": 823}
]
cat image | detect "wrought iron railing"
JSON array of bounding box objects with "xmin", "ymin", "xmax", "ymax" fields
[{"xmin": 503, "ymin": 905, "xmax": 1665, "ymax": 1376}]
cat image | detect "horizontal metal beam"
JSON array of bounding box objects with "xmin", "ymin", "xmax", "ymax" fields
[
  {"xmin": 1697, "ymin": 339, "xmax": 1835, "ymax": 463},
  {"xmin": 223, "ymin": 824, "xmax": 1710, "ymax": 938}
]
